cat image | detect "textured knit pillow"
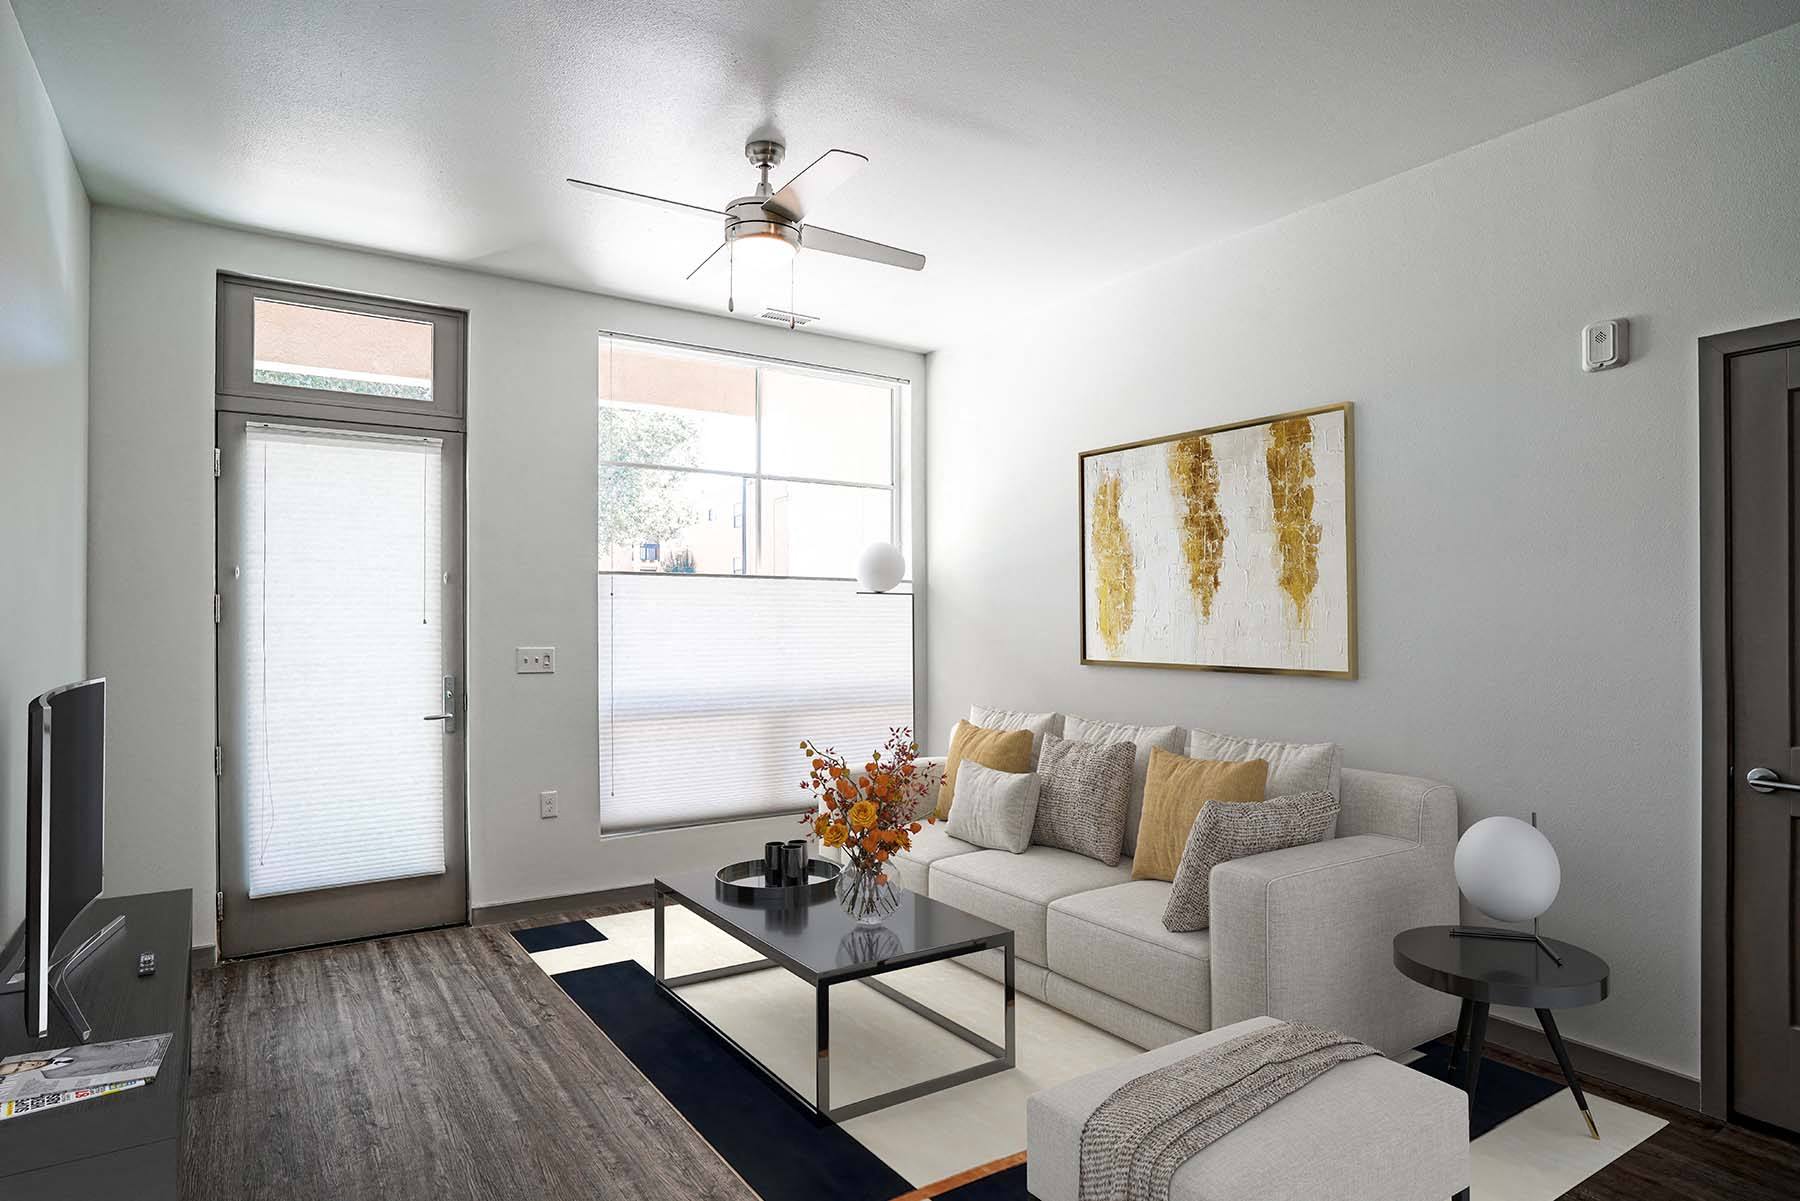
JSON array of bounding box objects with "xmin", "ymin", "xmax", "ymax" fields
[
  {"xmin": 945, "ymin": 761, "xmax": 1041, "ymax": 853},
  {"xmin": 1031, "ymin": 733, "xmax": 1137, "ymax": 865},
  {"xmin": 1131, "ymin": 749, "xmax": 1268, "ymax": 882},
  {"xmin": 1063, "ymin": 715, "xmax": 1184, "ymax": 857},
  {"xmin": 1162, "ymin": 791, "xmax": 1342, "ymax": 932},
  {"xmin": 936, "ymin": 720, "xmax": 1034, "ymax": 820}
]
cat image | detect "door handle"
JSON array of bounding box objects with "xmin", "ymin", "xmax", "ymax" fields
[
  {"xmin": 1745, "ymin": 767, "xmax": 1800, "ymax": 793},
  {"xmin": 422, "ymin": 675, "xmax": 458, "ymax": 734}
]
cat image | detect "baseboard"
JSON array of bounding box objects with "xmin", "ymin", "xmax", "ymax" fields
[
  {"xmin": 469, "ymin": 883, "xmax": 653, "ymax": 926},
  {"xmin": 189, "ymin": 944, "xmax": 218, "ymax": 972},
  {"xmin": 1484, "ymin": 1014, "xmax": 1700, "ymax": 1111}
]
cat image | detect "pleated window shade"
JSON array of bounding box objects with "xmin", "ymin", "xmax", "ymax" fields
[
  {"xmin": 599, "ymin": 574, "xmax": 913, "ymax": 834},
  {"xmin": 239, "ymin": 423, "xmax": 447, "ymax": 898}
]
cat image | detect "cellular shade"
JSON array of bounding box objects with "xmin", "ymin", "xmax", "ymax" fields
[
  {"xmin": 238, "ymin": 423, "xmax": 447, "ymax": 897},
  {"xmin": 598, "ymin": 574, "xmax": 913, "ymax": 834}
]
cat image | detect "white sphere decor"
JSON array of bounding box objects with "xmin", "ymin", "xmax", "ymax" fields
[
  {"xmin": 1454, "ymin": 816, "xmax": 1561, "ymax": 923},
  {"xmin": 856, "ymin": 542, "xmax": 906, "ymax": 593}
]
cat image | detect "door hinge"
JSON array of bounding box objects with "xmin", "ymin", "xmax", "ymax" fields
[
  {"xmin": 213, "ymin": 447, "xmax": 221, "ymax": 478},
  {"xmin": 213, "ymin": 593, "xmax": 222, "ymax": 624},
  {"xmin": 213, "ymin": 745, "xmax": 223, "ymax": 777},
  {"xmin": 215, "ymin": 892, "xmax": 224, "ymax": 923}
]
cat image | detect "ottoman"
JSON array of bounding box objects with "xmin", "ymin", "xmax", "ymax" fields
[{"xmin": 1027, "ymin": 1016, "xmax": 1469, "ymax": 1201}]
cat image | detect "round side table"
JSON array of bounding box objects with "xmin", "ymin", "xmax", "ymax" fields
[{"xmin": 1393, "ymin": 925, "xmax": 1610, "ymax": 1138}]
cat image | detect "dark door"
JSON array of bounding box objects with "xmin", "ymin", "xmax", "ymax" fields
[{"xmin": 1726, "ymin": 343, "xmax": 1800, "ymax": 1132}]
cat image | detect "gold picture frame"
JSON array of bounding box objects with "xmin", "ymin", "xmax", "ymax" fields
[{"xmin": 1077, "ymin": 402, "xmax": 1357, "ymax": 678}]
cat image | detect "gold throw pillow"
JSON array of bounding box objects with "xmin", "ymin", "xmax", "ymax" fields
[
  {"xmin": 936, "ymin": 721, "xmax": 1034, "ymax": 821},
  {"xmin": 1130, "ymin": 749, "xmax": 1268, "ymax": 881}
]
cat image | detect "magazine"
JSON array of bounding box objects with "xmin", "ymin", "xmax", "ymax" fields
[{"xmin": 0, "ymin": 1032, "xmax": 171, "ymax": 1120}]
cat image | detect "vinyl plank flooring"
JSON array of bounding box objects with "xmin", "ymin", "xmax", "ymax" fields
[{"xmin": 181, "ymin": 902, "xmax": 1800, "ymax": 1201}]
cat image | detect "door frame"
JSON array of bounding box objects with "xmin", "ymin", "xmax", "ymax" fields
[
  {"xmin": 1699, "ymin": 315, "xmax": 1800, "ymax": 1120},
  {"xmin": 214, "ymin": 274, "xmax": 470, "ymax": 958}
]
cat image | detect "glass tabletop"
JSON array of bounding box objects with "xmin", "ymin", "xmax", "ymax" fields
[{"xmin": 654, "ymin": 865, "xmax": 1012, "ymax": 983}]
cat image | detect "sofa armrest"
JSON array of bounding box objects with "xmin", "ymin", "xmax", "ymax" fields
[{"xmin": 1209, "ymin": 834, "xmax": 1459, "ymax": 1056}]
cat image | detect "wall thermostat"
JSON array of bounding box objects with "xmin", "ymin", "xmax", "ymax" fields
[{"xmin": 1582, "ymin": 319, "xmax": 1629, "ymax": 372}]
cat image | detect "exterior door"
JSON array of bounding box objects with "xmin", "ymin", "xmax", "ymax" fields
[
  {"xmin": 1724, "ymin": 342, "xmax": 1800, "ymax": 1132},
  {"xmin": 215, "ymin": 413, "xmax": 467, "ymax": 957}
]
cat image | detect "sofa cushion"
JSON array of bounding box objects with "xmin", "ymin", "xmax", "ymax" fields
[
  {"xmin": 970, "ymin": 705, "xmax": 1063, "ymax": 766},
  {"xmin": 1047, "ymin": 880, "xmax": 1212, "ymax": 1031},
  {"xmin": 1062, "ymin": 716, "xmax": 1184, "ymax": 858},
  {"xmin": 937, "ymin": 720, "xmax": 1034, "ymax": 820},
  {"xmin": 1130, "ymin": 750, "xmax": 1268, "ymax": 882},
  {"xmin": 1033, "ymin": 733, "xmax": 1136, "ymax": 865},
  {"xmin": 929, "ymin": 846, "xmax": 1132, "ymax": 965},
  {"xmin": 888, "ymin": 822, "xmax": 980, "ymax": 895},
  {"xmin": 1185, "ymin": 727, "xmax": 1342, "ymax": 802},
  {"xmin": 946, "ymin": 761, "xmax": 1041, "ymax": 853}
]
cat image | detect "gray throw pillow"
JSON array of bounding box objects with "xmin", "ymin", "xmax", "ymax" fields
[
  {"xmin": 945, "ymin": 761, "xmax": 1041, "ymax": 853},
  {"xmin": 1032, "ymin": 733, "xmax": 1136, "ymax": 865},
  {"xmin": 1162, "ymin": 791, "xmax": 1340, "ymax": 932}
]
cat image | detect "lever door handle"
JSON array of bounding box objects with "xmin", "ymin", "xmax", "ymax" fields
[
  {"xmin": 422, "ymin": 674, "xmax": 458, "ymax": 734},
  {"xmin": 1745, "ymin": 767, "xmax": 1800, "ymax": 793},
  {"xmin": 423, "ymin": 713, "xmax": 452, "ymax": 722}
]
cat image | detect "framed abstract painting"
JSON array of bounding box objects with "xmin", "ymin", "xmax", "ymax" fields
[{"xmin": 1078, "ymin": 402, "xmax": 1356, "ymax": 677}]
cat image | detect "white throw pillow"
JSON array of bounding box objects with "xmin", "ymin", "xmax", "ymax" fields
[
  {"xmin": 1183, "ymin": 728, "xmax": 1342, "ymax": 801},
  {"xmin": 945, "ymin": 761, "xmax": 1041, "ymax": 854},
  {"xmin": 969, "ymin": 705, "xmax": 1062, "ymax": 766},
  {"xmin": 1061, "ymin": 715, "xmax": 1184, "ymax": 858}
]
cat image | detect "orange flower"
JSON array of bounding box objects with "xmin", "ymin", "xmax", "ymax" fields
[
  {"xmin": 813, "ymin": 813, "xmax": 829, "ymax": 838},
  {"xmin": 848, "ymin": 800, "xmax": 878, "ymax": 830},
  {"xmin": 822, "ymin": 823, "xmax": 848, "ymax": 848},
  {"xmin": 909, "ymin": 822, "xmax": 922, "ymax": 833},
  {"xmin": 836, "ymin": 777, "xmax": 857, "ymax": 801}
]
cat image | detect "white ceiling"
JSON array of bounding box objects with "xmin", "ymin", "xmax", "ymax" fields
[{"xmin": 13, "ymin": 1, "xmax": 1797, "ymax": 351}]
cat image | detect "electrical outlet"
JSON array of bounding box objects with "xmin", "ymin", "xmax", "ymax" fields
[
  {"xmin": 516, "ymin": 646, "xmax": 556, "ymax": 674},
  {"xmin": 539, "ymin": 790, "xmax": 558, "ymax": 819}
]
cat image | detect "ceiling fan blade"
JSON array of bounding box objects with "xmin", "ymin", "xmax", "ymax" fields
[
  {"xmin": 685, "ymin": 242, "xmax": 727, "ymax": 281},
  {"xmin": 762, "ymin": 149, "xmax": 867, "ymax": 223},
  {"xmin": 566, "ymin": 177, "xmax": 727, "ymax": 221},
  {"xmin": 800, "ymin": 225, "xmax": 926, "ymax": 271}
]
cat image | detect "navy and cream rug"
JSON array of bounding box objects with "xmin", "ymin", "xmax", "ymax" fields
[{"xmin": 513, "ymin": 908, "xmax": 1663, "ymax": 1200}]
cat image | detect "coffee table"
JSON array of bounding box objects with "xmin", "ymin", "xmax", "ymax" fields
[{"xmin": 652, "ymin": 867, "xmax": 1016, "ymax": 1122}]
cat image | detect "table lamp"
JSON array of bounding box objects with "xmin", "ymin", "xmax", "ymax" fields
[{"xmin": 1451, "ymin": 811, "xmax": 1564, "ymax": 964}]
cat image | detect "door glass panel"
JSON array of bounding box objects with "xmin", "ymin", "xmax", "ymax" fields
[
  {"xmin": 238, "ymin": 423, "xmax": 446, "ymax": 897},
  {"xmin": 759, "ymin": 368, "xmax": 892, "ymax": 485},
  {"xmin": 253, "ymin": 298, "xmax": 435, "ymax": 401},
  {"xmin": 760, "ymin": 480, "xmax": 892, "ymax": 578}
]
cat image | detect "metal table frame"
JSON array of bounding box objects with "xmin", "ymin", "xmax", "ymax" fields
[{"xmin": 652, "ymin": 878, "xmax": 1016, "ymax": 1123}]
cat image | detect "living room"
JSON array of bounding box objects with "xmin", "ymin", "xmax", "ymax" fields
[{"xmin": 3, "ymin": 3, "xmax": 1799, "ymax": 1199}]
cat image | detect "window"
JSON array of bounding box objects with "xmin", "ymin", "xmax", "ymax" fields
[
  {"xmin": 597, "ymin": 335, "xmax": 913, "ymax": 834},
  {"xmin": 598, "ymin": 336, "xmax": 902, "ymax": 577}
]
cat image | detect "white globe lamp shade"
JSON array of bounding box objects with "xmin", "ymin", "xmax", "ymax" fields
[
  {"xmin": 856, "ymin": 543, "xmax": 906, "ymax": 593},
  {"xmin": 1454, "ymin": 816, "xmax": 1561, "ymax": 923}
]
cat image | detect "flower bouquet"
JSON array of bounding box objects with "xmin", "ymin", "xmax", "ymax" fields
[{"xmin": 800, "ymin": 727, "xmax": 931, "ymax": 925}]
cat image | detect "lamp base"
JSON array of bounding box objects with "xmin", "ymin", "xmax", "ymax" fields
[{"xmin": 1450, "ymin": 925, "xmax": 1564, "ymax": 966}]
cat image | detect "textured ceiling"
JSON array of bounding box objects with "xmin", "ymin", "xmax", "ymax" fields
[{"xmin": 13, "ymin": 1, "xmax": 1797, "ymax": 350}]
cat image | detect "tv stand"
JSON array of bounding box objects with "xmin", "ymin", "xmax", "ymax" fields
[{"xmin": 0, "ymin": 914, "xmax": 127, "ymax": 1042}]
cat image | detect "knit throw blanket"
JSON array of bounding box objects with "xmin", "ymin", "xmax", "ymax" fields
[{"xmin": 1078, "ymin": 1020, "xmax": 1380, "ymax": 1201}]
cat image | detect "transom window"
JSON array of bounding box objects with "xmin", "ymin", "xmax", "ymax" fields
[{"xmin": 598, "ymin": 336, "xmax": 902, "ymax": 579}]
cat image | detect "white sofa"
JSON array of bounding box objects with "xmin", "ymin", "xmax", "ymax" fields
[{"xmin": 849, "ymin": 717, "xmax": 1460, "ymax": 1058}]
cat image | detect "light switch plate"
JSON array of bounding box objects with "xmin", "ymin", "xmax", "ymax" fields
[
  {"xmin": 516, "ymin": 646, "xmax": 555, "ymax": 674},
  {"xmin": 539, "ymin": 790, "xmax": 558, "ymax": 819}
]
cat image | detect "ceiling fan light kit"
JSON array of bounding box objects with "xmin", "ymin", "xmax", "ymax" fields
[{"xmin": 568, "ymin": 137, "xmax": 924, "ymax": 326}]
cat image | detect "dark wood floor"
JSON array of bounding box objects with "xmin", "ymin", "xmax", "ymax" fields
[{"xmin": 179, "ymin": 904, "xmax": 1800, "ymax": 1201}]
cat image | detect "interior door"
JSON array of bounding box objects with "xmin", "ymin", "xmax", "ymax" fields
[
  {"xmin": 215, "ymin": 413, "xmax": 467, "ymax": 957},
  {"xmin": 1725, "ymin": 343, "xmax": 1800, "ymax": 1132}
]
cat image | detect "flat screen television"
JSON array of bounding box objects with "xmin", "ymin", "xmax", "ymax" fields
[{"xmin": 0, "ymin": 677, "xmax": 123, "ymax": 1040}]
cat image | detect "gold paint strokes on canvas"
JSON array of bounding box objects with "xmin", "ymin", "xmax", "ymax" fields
[
  {"xmin": 1167, "ymin": 436, "xmax": 1227, "ymax": 620},
  {"xmin": 1266, "ymin": 417, "xmax": 1322, "ymax": 625},
  {"xmin": 1090, "ymin": 471, "xmax": 1135, "ymax": 654}
]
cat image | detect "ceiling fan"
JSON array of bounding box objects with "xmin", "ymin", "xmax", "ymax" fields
[{"xmin": 567, "ymin": 139, "xmax": 925, "ymax": 325}]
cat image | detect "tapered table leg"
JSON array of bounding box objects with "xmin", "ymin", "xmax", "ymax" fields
[
  {"xmin": 1461, "ymin": 1002, "xmax": 1490, "ymax": 1097},
  {"xmin": 1448, "ymin": 998, "xmax": 1473, "ymax": 1080},
  {"xmin": 1536, "ymin": 1007, "xmax": 1599, "ymax": 1139}
]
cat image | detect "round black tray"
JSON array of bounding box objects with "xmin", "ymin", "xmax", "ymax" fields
[{"xmin": 715, "ymin": 857, "xmax": 841, "ymax": 905}]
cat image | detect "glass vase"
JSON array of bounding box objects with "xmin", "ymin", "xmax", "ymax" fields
[{"xmin": 835, "ymin": 858, "xmax": 899, "ymax": 926}]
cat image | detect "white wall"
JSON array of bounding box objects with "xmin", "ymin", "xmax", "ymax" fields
[
  {"xmin": 924, "ymin": 23, "xmax": 1800, "ymax": 1080},
  {"xmin": 85, "ymin": 207, "xmax": 924, "ymax": 947},
  {"xmin": 0, "ymin": 4, "xmax": 88, "ymax": 938}
]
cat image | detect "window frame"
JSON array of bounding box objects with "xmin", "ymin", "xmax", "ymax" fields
[
  {"xmin": 217, "ymin": 274, "xmax": 467, "ymax": 429},
  {"xmin": 597, "ymin": 333, "xmax": 907, "ymax": 581}
]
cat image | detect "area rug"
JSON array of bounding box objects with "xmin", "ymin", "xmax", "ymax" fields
[{"xmin": 515, "ymin": 908, "xmax": 1664, "ymax": 1200}]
